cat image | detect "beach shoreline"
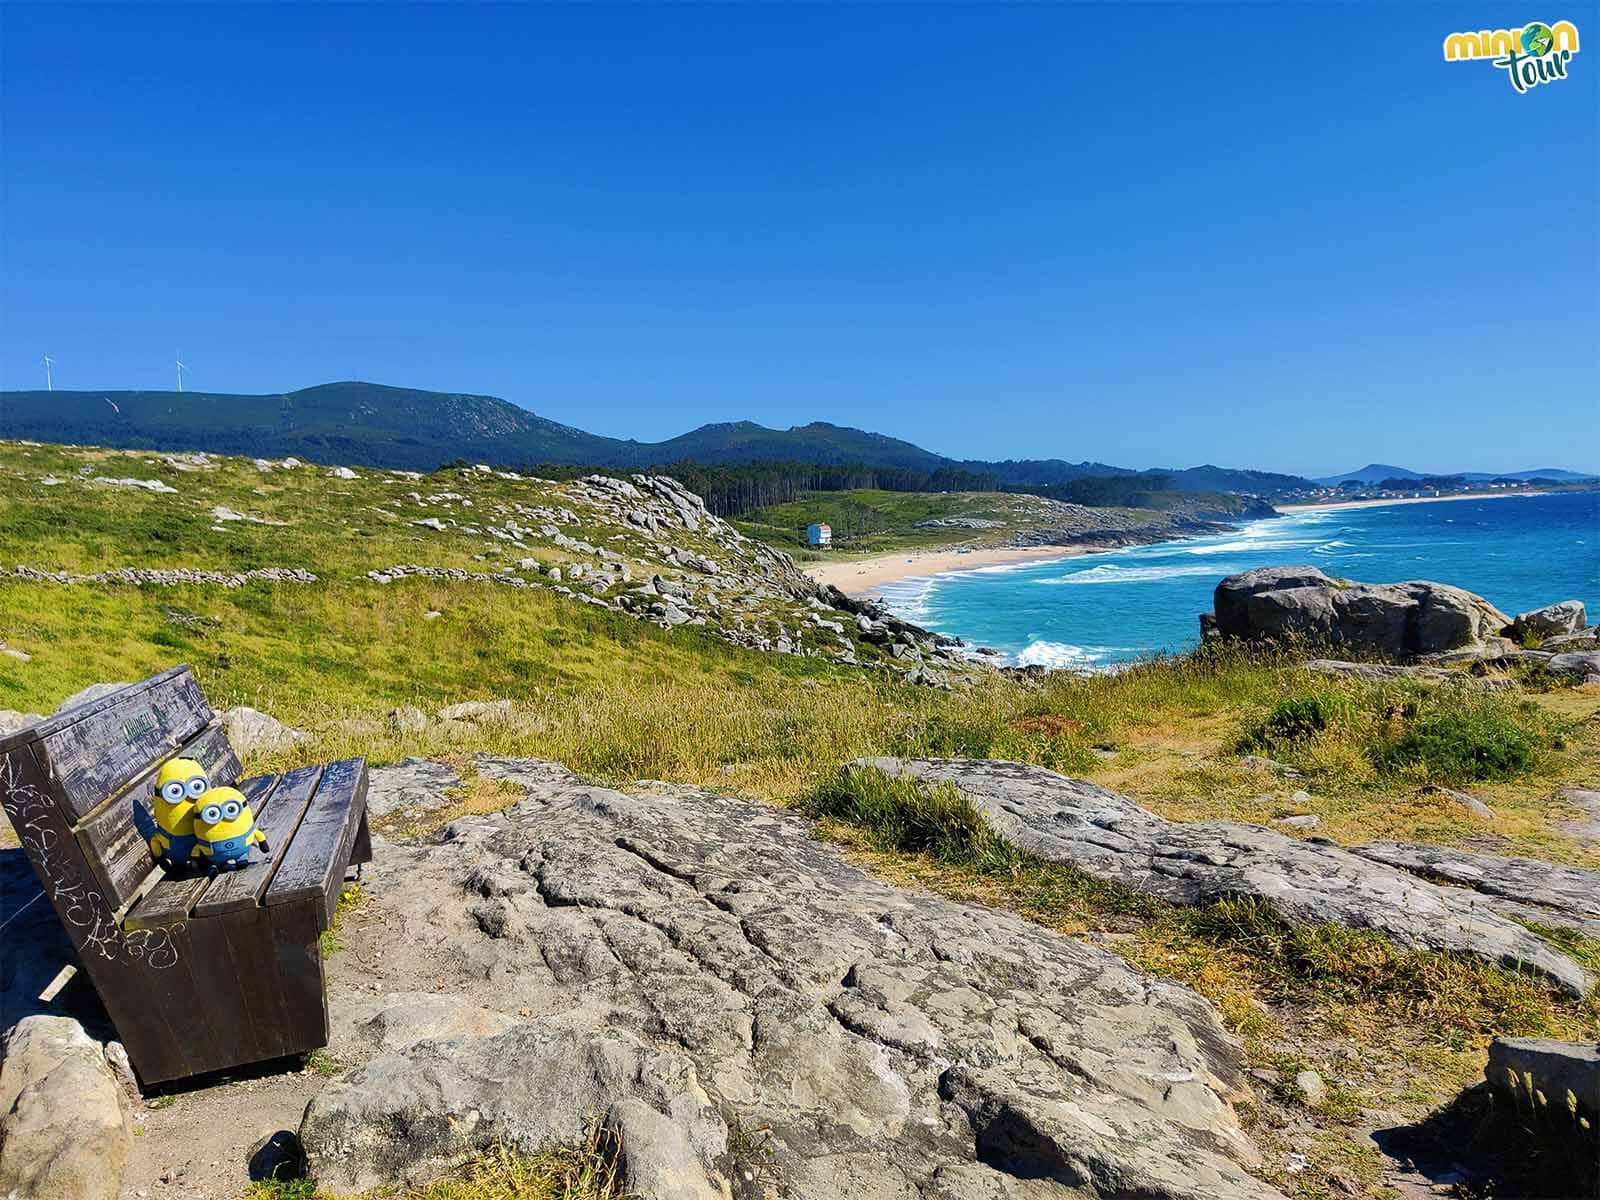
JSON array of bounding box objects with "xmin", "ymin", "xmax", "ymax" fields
[
  {"xmin": 805, "ymin": 545, "xmax": 1087, "ymax": 595},
  {"xmin": 806, "ymin": 488, "xmax": 1577, "ymax": 597},
  {"xmin": 1276, "ymin": 490, "xmax": 1551, "ymax": 514}
]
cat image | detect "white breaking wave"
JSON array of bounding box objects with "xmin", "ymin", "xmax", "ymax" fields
[
  {"xmin": 1016, "ymin": 640, "xmax": 1105, "ymax": 669},
  {"xmin": 1037, "ymin": 562, "xmax": 1237, "ymax": 585},
  {"xmin": 874, "ymin": 576, "xmax": 939, "ymax": 623},
  {"xmin": 1183, "ymin": 538, "xmax": 1319, "ymax": 556}
]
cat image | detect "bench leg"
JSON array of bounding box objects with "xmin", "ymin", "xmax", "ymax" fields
[{"xmin": 347, "ymin": 808, "xmax": 373, "ymax": 881}]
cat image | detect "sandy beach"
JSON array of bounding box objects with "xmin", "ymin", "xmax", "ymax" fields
[
  {"xmin": 1276, "ymin": 490, "xmax": 1550, "ymax": 514},
  {"xmin": 805, "ymin": 545, "xmax": 1085, "ymax": 595}
]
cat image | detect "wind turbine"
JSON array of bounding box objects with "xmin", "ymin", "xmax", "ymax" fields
[
  {"xmin": 175, "ymin": 353, "xmax": 187, "ymax": 393},
  {"xmin": 42, "ymin": 354, "xmax": 54, "ymax": 391}
]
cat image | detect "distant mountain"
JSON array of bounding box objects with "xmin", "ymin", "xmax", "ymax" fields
[
  {"xmin": 647, "ymin": 420, "xmax": 947, "ymax": 471},
  {"xmin": 0, "ymin": 383, "xmax": 630, "ymax": 471},
  {"xmin": 1457, "ymin": 468, "xmax": 1599, "ymax": 482},
  {"xmin": 1163, "ymin": 464, "xmax": 1315, "ymax": 494},
  {"xmin": 1317, "ymin": 463, "xmax": 1596, "ymax": 485},
  {"xmin": 1315, "ymin": 464, "xmax": 1424, "ymax": 486},
  {"xmin": 0, "ymin": 380, "xmax": 1318, "ymax": 492}
]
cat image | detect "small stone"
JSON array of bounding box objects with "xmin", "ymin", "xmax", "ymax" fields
[
  {"xmin": 436, "ymin": 699, "xmax": 513, "ymax": 724},
  {"xmin": 1275, "ymin": 814, "xmax": 1321, "ymax": 830},
  {"xmin": 387, "ymin": 706, "xmax": 429, "ymax": 734},
  {"xmin": 1295, "ymin": 1069, "xmax": 1327, "ymax": 1106},
  {"xmin": 247, "ymin": 1130, "xmax": 306, "ymax": 1183},
  {"xmin": 1421, "ymin": 785, "xmax": 1494, "ymax": 821}
]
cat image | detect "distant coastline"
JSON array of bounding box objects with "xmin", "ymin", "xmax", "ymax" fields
[{"xmin": 1276, "ymin": 489, "xmax": 1552, "ymax": 514}]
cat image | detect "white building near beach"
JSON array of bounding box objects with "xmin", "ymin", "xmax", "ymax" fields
[{"xmin": 806, "ymin": 522, "xmax": 832, "ymax": 547}]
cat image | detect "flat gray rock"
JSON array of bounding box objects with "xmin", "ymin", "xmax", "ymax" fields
[
  {"xmin": 1555, "ymin": 787, "xmax": 1600, "ymax": 845},
  {"xmin": 1352, "ymin": 841, "xmax": 1600, "ymax": 940},
  {"xmin": 1548, "ymin": 651, "xmax": 1600, "ymax": 680},
  {"xmin": 300, "ymin": 755, "xmax": 1284, "ymax": 1200},
  {"xmin": 854, "ymin": 758, "xmax": 1591, "ymax": 997},
  {"xmin": 362, "ymin": 756, "xmax": 465, "ymax": 818}
]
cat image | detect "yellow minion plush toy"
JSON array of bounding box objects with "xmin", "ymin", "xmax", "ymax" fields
[
  {"xmin": 133, "ymin": 758, "xmax": 209, "ymax": 869},
  {"xmin": 191, "ymin": 786, "xmax": 270, "ymax": 872}
]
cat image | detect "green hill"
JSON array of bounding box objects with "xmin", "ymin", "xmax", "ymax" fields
[{"xmin": 0, "ymin": 379, "xmax": 1317, "ymax": 492}]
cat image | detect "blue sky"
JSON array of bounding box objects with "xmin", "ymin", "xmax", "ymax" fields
[{"xmin": 1, "ymin": 3, "xmax": 1594, "ymax": 477}]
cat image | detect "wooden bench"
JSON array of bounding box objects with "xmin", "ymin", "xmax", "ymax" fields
[{"xmin": 0, "ymin": 666, "xmax": 371, "ymax": 1085}]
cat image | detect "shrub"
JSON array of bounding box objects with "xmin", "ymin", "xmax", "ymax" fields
[
  {"xmin": 1238, "ymin": 691, "xmax": 1351, "ymax": 751},
  {"xmin": 1372, "ymin": 704, "xmax": 1539, "ymax": 783}
]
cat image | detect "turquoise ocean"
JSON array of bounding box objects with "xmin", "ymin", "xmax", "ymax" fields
[{"xmin": 875, "ymin": 492, "xmax": 1600, "ymax": 668}]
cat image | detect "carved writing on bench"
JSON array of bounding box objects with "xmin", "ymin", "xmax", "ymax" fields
[{"xmin": 0, "ymin": 753, "xmax": 182, "ymax": 970}]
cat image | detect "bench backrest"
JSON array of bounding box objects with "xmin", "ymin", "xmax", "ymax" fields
[{"xmin": 0, "ymin": 666, "xmax": 242, "ymax": 910}]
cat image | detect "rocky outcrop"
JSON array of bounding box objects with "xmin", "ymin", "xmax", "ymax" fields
[
  {"xmin": 1508, "ymin": 601, "xmax": 1587, "ymax": 641},
  {"xmin": 0, "ymin": 1016, "xmax": 132, "ymax": 1200},
  {"xmin": 299, "ymin": 755, "xmax": 1283, "ymax": 1199},
  {"xmin": 374, "ymin": 470, "xmax": 973, "ymax": 684},
  {"xmin": 851, "ymin": 758, "xmax": 1591, "ymax": 996},
  {"xmin": 1486, "ymin": 1038, "xmax": 1599, "ymax": 1118},
  {"xmin": 1203, "ymin": 566, "xmax": 1511, "ymax": 659}
]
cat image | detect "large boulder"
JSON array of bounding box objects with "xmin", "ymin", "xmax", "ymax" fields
[
  {"xmin": 853, "ymin": 758, "xmax": 1591, "ymax": 996},
  {"xmin": 1508, "ymin": 601, "xmax": 1587, "ymax": 642},
  {"xmin": 1204, "ymin": 566, "xmax": 1511, "ymax": 658},
  {"xmin": 0, "ymin": 1016, "xmax": 132, "ymax": 1200},
  {"xmin": 299, "ymin": 755, "xmax": 1283, "ymax": 1200}
]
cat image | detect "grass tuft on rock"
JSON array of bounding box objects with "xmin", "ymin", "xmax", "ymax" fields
[
  {"xmin": 801, "ymin": 767, "xmax": 1021, "ymax": 873},
  {"xmin": 241, "ymin": 1138, "xmax": 628, "ymax": 1200}
]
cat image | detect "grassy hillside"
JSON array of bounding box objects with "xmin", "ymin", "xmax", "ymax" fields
[
  {"xmin": 731, "ymin": 489, "xmax": 1073, "ymax": 555},
  {"xmin": 3, "ymin": 438, "xmax": 1599, "ymax": 1200},
  {"xmin": 0, "ymin": 385, "xmax": 946, "ymax": 473}
]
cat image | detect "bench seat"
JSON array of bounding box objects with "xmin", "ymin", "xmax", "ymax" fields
[{"xmin": 0, "ymin": 666, "xmax": 370, "ymax": 1085}]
